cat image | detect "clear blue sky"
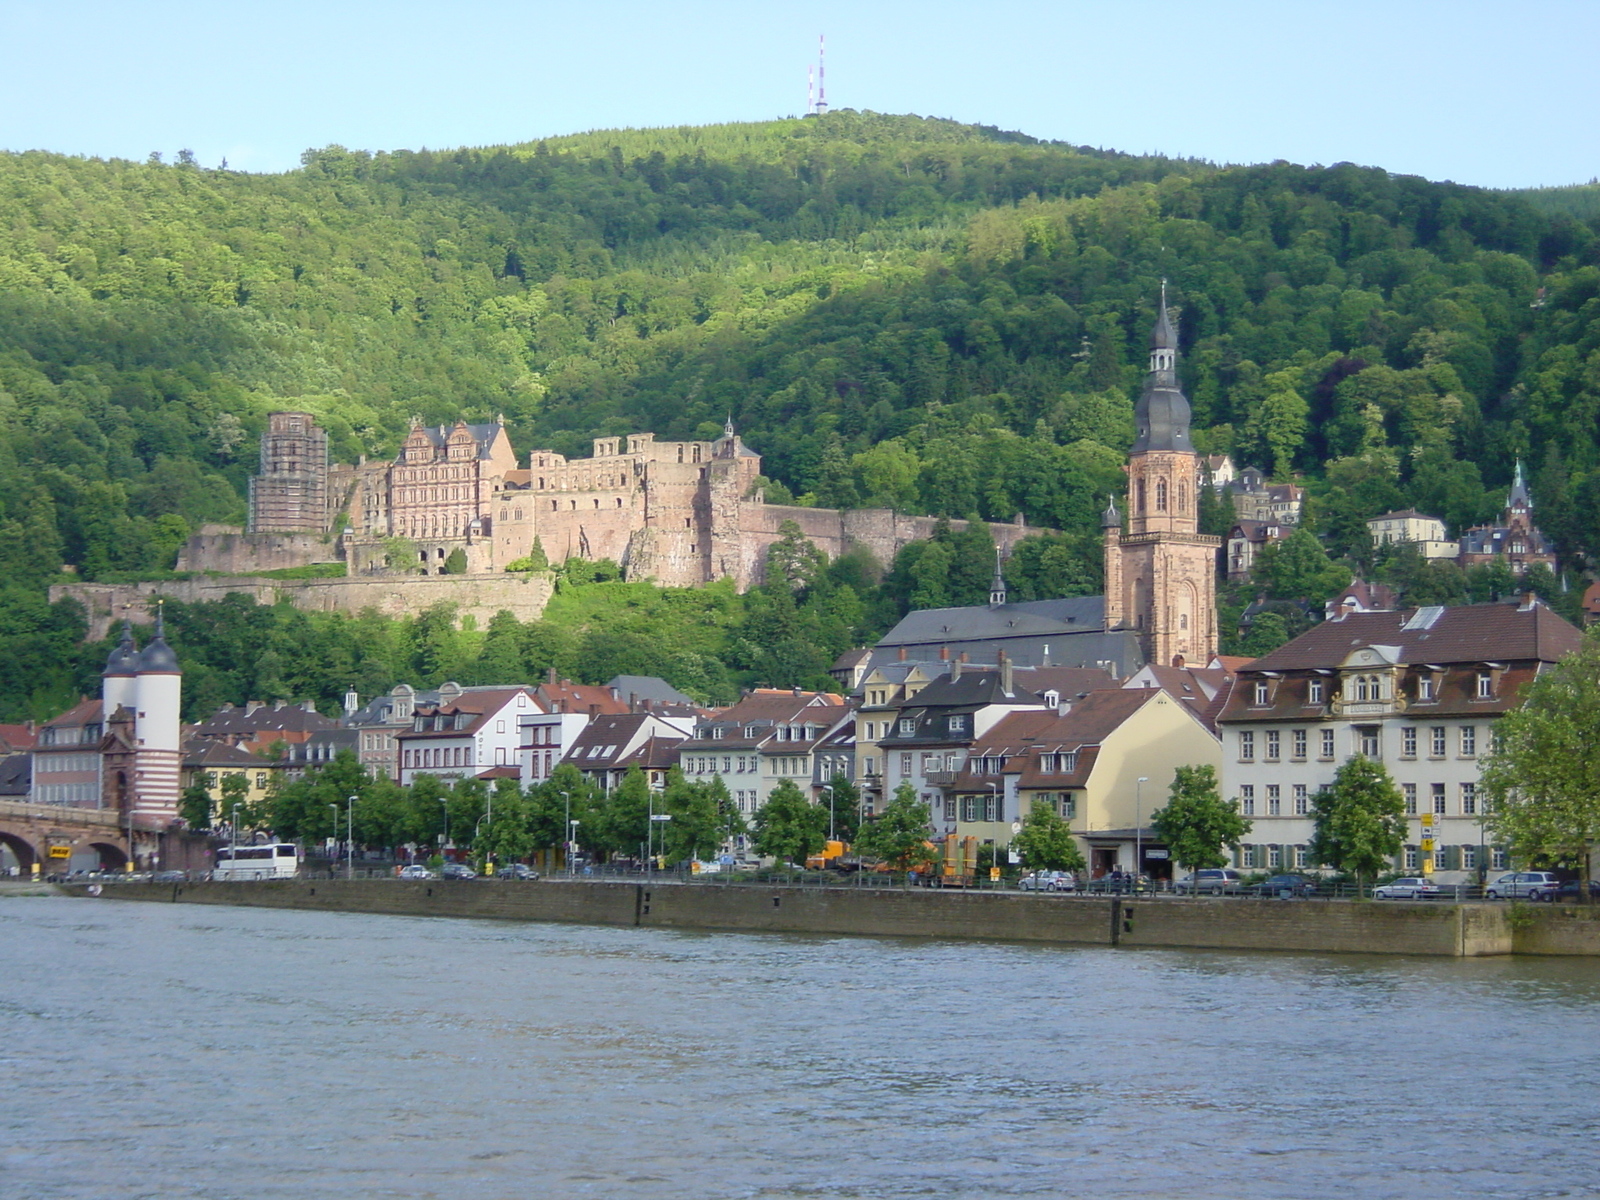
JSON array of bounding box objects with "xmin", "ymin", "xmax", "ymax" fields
[{"xmin": 3, "ymin": 0, "xmax": 1594, "ymax": 189}]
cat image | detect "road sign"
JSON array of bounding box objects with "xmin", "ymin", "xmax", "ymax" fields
[{"xmin": 650, "ymin": 813, "xmax": 673, "ymax": 821}]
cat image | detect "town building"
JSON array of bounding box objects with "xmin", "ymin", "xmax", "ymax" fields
[
  {"xmin": 30, "ymin": 698, "xmax": 104, "ymax": 808},
  {"xmin": 1366, "ymin": 510, "xmax": 1456, "ymax": 558},
  {"xmin": 396, "ymin": 687, "xmax": 538, "ymax": 785},
  {"xmin": 561, "ymin": 712, "xmax": 692, "ymax": 794},
  {"xmin": 193, "ymin": 699, "xmax": 339, "ymax": 757},
  {"xmin": 182, "ymin": 737, "xmax": 278, "ymax": 814},
  {"xmin": 1216, "ymin": 599, "xmax": 1583, "ymax": 883},
  {"xmin": 947, "ymin": 686, "xmax": 1221, "ymax": 878},
  {"xmin": 1228, "ymin": 467, "xmax": 1305, "ymax": 526},
  {"xmin": 677, "ymin": 690, "xmax": 852, "ymax": 816},
  {"xmin": 1457, "ymin": 462, "xmax": 1558, "ymax": 575},
  {"xmin": 1226, "ymin": 519, "xmax": 1291, "ymax": 582}
]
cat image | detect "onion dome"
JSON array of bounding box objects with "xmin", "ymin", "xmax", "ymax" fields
[
  {"xmin": 137, "ymin": 607, "xmax": 181, "ymax": 674},
  {"xmin": 103, "ymin": 621, "xmax": 138, "ymax": 677}
]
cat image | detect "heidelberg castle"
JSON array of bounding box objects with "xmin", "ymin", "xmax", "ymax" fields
[{"xmin": 188, "ymin": 412, "xmax": 1030, "ymax": 591}]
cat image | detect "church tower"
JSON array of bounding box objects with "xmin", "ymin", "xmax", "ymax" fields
[{"xmin": 1103, "ymin": 284, "xmax": 1220, "ymax": 667}]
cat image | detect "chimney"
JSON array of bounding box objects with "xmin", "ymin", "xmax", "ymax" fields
[
  {"xmin": 998, "ymin": 650, "xmax": 1013, "ymax": 695},
  {"xmin": 897, "ymin": 647, "xmax": 907, "ymax": 662},
  {"xmin": 246, "ymin": 700, "xmax": 263, "ymax": 714},
  {"xmin": 547, "ymin": 666, "xmax": 557, "ymax": 684},
  {"xmin": 792, "ymin": 684, "xmax": 801, "ymax": 696},
  {"xmin": 959, "ymin": 651, "xmax": 969, "ymax": 663},
  {"xmin": 302, "ymin": 700, "xmax": 317, "ymax": 713},
  {"xmin": 939, "ymin": 646, "xmax": 949, "ymax": 661},
  {"xmin": 951, "ymin": 660, "xmax": 962, "ymax": 682},
  {"xmin": 610, "ymin": 686, "xmax": 621, "ymax": 701}
]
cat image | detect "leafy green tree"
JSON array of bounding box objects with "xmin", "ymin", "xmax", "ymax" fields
[
  {"xmin": 442, "ymin": 547, "xmax": 469, "ymax": 575},
  {"xmin": 660, "ymin": 769, "xmax": 722, "ymax": 862},
  {"xmin": 1309, "ymin": 756, "xmax": 1407, "ymax": 890},
  {"xmin": 854, "ymin": 782, "xmax": 932, "ymax": 870},
  {"xmin": 1481, "ymin": 633, "xmax": 1600, "ymax": 891},
  {"xmin": 600, "ymin": 765, "xmax": 654, "ymax": 859},
  {"xmin": 1254, "ymin": 528, "xmax": 1352, "ymax": 602},
  {"xmin": 1011, "ymin": 798, "xmax": 1086, "ymax": 872},
  {"xmin": 1150, "ymin": 765, "xmax": 1250, "ymax": 885},
  {"xmin": 751, "ymin": 779, "xmax": 827, "ymax": 865},
  {"xmin": 180, "ymin": 780, "xmax": 213, "ymax": 831},
  {"xmin": 820, "ymin": 772, "xmax": 860, "ymax": 844}
]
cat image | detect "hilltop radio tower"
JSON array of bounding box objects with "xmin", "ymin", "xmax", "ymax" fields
[{"xmin": 806, "ymin": 35, "xmax": 828, "ymax": 115}]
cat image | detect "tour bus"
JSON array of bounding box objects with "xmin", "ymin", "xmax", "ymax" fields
[{"xmin": 213, "ymin": 844, "xmax": 302, "ymax": 880}]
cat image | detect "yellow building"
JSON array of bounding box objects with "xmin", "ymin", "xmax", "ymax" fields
[
  {"xmin": 949, "ymin": 687, "xmax": 1221, "ymax": 880},
  {"xmin": 180, "ymin": 736, "xmax": 279, "ymax": 823}
]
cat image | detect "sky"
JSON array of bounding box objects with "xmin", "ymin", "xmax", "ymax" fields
[{"xmin": 2, "ymin": 0, "xmax": 1595, "ymax": 189}]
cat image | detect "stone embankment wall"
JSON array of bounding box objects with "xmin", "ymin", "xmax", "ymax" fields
[
  {"xmin": 65, "ymin": 881, "xmax": 1600, "ymax": 957},
  {"xmin": 174, "ymin": 526, "xmax": 339, "ymax": 574},
  {"xmin": 55, "ymin": 573, "xmax": 555, "ymax": 640}
]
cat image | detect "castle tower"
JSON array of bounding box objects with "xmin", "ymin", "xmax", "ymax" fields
[
  {"xmin": 1103, "ymin": 284, "xmax": 1220, "ymax": 667},
  {"xmin": 101, "ymin": 619, "xmax": 139, "ymax": 718},
  {"xmin": 248, "ymin": 411, "xmax": 330, "ymax": 534},
  {"xmin": 130, "ymin": 606, "xmax": 183, "ymax": 822}
]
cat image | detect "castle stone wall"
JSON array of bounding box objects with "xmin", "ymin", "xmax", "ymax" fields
[
  {"xmin": 174, "ymin": 526, "xmax": 339, "ymax": 574},
  {"xmin": 55, "ymin": 573, "xmax": 555, "ymax": 640}
]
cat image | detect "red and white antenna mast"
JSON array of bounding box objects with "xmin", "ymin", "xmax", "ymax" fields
[
  {"xmin": 807, "ymin": 64, "xmax": 815, "ymax": 116},
  {"xmin": 817, "ymin": 34, "xmax": 827, "ymax": 114}
]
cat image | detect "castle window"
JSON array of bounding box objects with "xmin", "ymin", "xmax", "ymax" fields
[
  {"xmin": 1155, "ymin": 478, "xmax": 1168, "ymax": 512},
  {"xmin": 616, "ymin": 497, "xmax": 623, "ymax": 507},
  {"xmin": 1136, "ymin": 479, "xmax": 1146, "ymax": 514},
  {"xmin": 1177, "ymin": 481, "xmax": 1188, "ymax": 514},
  {"xmin": 552, "ymin": 501, "xmax": 558, "ymax": 511}
]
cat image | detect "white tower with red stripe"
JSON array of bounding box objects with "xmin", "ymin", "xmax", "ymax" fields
[{"xmin": 131, "ymin": 605, "xmax": 183, "ymax": 821}]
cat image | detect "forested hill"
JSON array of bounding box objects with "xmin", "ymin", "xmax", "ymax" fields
[{"xmin": 2, "ymin": 110, "xmax": 1600, "ymax": 598}]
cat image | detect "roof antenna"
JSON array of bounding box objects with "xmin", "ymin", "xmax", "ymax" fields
[{"xmin": 817, "ymin": 34, "xmax": 827, "ymax": 114}]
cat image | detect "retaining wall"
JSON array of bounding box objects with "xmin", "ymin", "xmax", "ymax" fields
[{"xmin": 66, "ymin": 881, "xmax": 1600, "ymax": 956}]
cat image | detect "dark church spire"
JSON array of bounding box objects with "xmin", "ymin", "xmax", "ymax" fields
[{"xmin": 1130, "ymin": 282, "xmax": 1193, "ymax": 454}]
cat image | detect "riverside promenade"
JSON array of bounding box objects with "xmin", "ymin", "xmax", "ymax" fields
[{"xmin": 58, "ymin": 877, "xmax": 1600, "ymax": 957}]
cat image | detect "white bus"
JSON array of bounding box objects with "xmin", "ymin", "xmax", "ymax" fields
[{"xmin": 213, "ymin": 844, "xmax": 302, "ymax": 880}]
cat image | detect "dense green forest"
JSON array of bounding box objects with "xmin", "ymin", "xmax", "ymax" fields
[{"xmin": 3, "ymin": 111, "xmax": 1599, "ymax": 718}]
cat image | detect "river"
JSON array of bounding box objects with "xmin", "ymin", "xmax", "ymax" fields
[{"xmin": 1, "ymin": 894, "xmax": 1596, "ymax": 1199}]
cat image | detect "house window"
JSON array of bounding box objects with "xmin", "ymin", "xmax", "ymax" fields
[
  {"xmin": 1461, "ymin": 845, "xmax": 1477, "ymax": 871},
  {"xmin": 1292, "ymin": 729, "xmax": 1307, "ymax": 761},
  {"xmin": 900, "ymin": 753, "xmax": 913, "ymax": 776},
  {"xmin": 899, "ymin": 719, "xmax": 916, "ymax": 735},
  {"xmin": 1239, "ymin": 785, "xmax": 1255, "ymax": 817},
  {"xmin": 1401, "ymin": 727, "xmax": 1417, "ymax": 758},
  {"xmin": 1265, "ymin": 731, "xmax": 1281, "ymax": 761},
  {"xmin": 1476, "ymin": 673, "xmax": 1494, "ymax": 699},
  {"xmin": 1267, "ymin": 785, "xmax": 1281, "ymax": 816},
  {"xmin": 1060, "ymin": 794, "xmax": 1077, "ymax": 820},
  {"xmin": 1253, "ymin": 681, "xmax": 1269, "ymax": 706},
  {"xmin": 1239, "ymin": 731, "xmax": 1255, "ymax": 761},
  {"xmin": 1268, "ymin": 845, "xmax": 1282, "ymax": 868},
  {"xmin": 961, "ymin": 797, "xmax": 978, "ymax": 822},
  {"xmin": 1358, "ymin": 727, "xmax": 1380, "ymax": 758},
  {"xmin": 722, "ymin": 757, "xmax": 732, "ymax": 774},
  {"xmin": 1430, "ymin": 727, "xmax": 1446, "ymax": 758},
  {"xmin": 1241, "ymin": 845, "xmax": 1258, "ymax": 869},
  {"xmin": 1405, "ymin": 846, "xmax": 1419, "ymax": 870},
  {"xmin": 1460, "ymin": 782, "xmax": 1477, "ymax": 816},
  {"xmin": 1432, "ymin": 783, "xmax": 1447, "ymax": 815},
  {"xmin": 947, "ymin": 715, "xmax": 967, "ymax": 734},
  {"xmin": 1460, "ymin": 726, "xmax": 1477, "ymax": 757},
  {"xmin": 1293, "ymin": 784, "xmax": 1308, "ymax": 815},
  {"xmin": 944, "ymin": 797, "xmax": 957, "ymax": 821},
  {"xmin": 1418, "ymin": 676, "xmax": 1435, "ymax": 701},
  {"xmin": 1320, "ymin": 729, "xmax": 1335, "ymax": 760},
  {"xmin": 1308, "ymin": 678, "xmax": 1325, "ymax": 704},
  {"xmin": 1403, "ymin": 783, "xmax": 1417, "ymax": 815},
  {"xmin": 984, "ymin": 793, "xmax": 998, "ymax": 822},
  {"xmin": 1294, "ymin": 845, "xmax": 1309, "ymax": 868}
]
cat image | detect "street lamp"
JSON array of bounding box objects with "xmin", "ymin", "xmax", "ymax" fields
[
  {"xmin": 561, "ymin": 790, "xmax": 573, "ymax": 875},
  {"xmin": 345, "ymin": 795, "xmax": 355, "ymax": 881},
  {"xmin": 1135, "ymin": 777, "xmax": 1149, "ymax": 885},
  {"xmin": 569, "ymin": 819, "xmax": 580, "ymax": 876},
  {"xmin": 328, "ymin": 803, "xmax": 340, "ymax": 878},
  {"xmin": 439, "ymin": 798, "xmax": 450, "ymax": 859},
  {"xmin": 821, "ymin": 785, "xmax": 835, "ymax": 842}
]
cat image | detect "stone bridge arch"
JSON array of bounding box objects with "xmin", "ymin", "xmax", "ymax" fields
[{"xmin": 0, "ymin": 829, "xmax": 37, "ymax": 876}]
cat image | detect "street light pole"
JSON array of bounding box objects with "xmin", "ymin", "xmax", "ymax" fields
[
  {"xmin": 821, "ymin": 785, "xmax": 835, "ymax": 842},
  {"xmin": 439, "ymin": 798, "xmax": 450, "ymax": 861},
  {"xmin": 561, "ymin": 790, "xmax": 572, "ymax": 875},
  {"xmin": 1135, "ymin": 776, "xmax": 1149, "ymax": 884},
  {"xmin": 328, "ymin": 803, "xmax": 339, "ymax": 878},
  {"xmin": 346, "ymin": 795, "xmax": 355, "ymax": 881}
]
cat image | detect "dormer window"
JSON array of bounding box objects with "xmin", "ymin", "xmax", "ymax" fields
[
  {"xmin": 1476, "ymin": 673, "xmax": 1494, "ymax": 699},
  {"xmin": 1253, "ymin": 681, "xmax": 1269, "ymax": 706},
  {"xmin": 1308, "ymin": 679, "xmax": 1325, "ymax": 704},
  {"xmin": 1044, "ymin": 690, "xmax": 1060, "ymax": 708},
  {"xmin": 948, "ymin": 715, "xmax": 968, "ymax": 734},
  {"xmin": 1417, "ymin": 676, "xmax": 1435, "ymax": 702},
  {"xmin": 899, "ymin": 718, "xmax": 916, "ymax": 735}
]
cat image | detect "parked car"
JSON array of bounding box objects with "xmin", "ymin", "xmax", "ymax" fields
[
  {"xmin": 1485, "ymin": 871, "xmax": 1563, "ymax": 901},
  {"xmin": 1173, "ymin": 869, "xmax": 1245, "ymax": 896},
  {"xmin": 1552, "ymin": 879, "xmax": 1600, "ymax": 903},
  {"xmin": 1374, "ymin": 876, "xmax": 1443, "ymax": 900},
  {"xmin": 496, "ymin": 864, "xmax": 540, "ymax": 880},
  {"xmin": 151, "ymin": 870, "xmax": 187, "ymax": 883},
  {"xmin": 1251, "ymin": 873, "xmax": 1318, "ymax": 898},
  {"xmin": 439, "ymin": 862, "xmax": 478, "ymax": 880},
  {"xmin": 1017, "ymin": 870, "xmax": 1076, "ymax": 892},
  {"xmin": 398, "ymin": 865, "xmax": 434, "ymax": 880}
]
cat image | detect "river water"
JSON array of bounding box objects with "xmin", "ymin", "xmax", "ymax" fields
[{"xmin": 2, "ymin": 895, "xmax": 1597, "ymax": 1199}]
